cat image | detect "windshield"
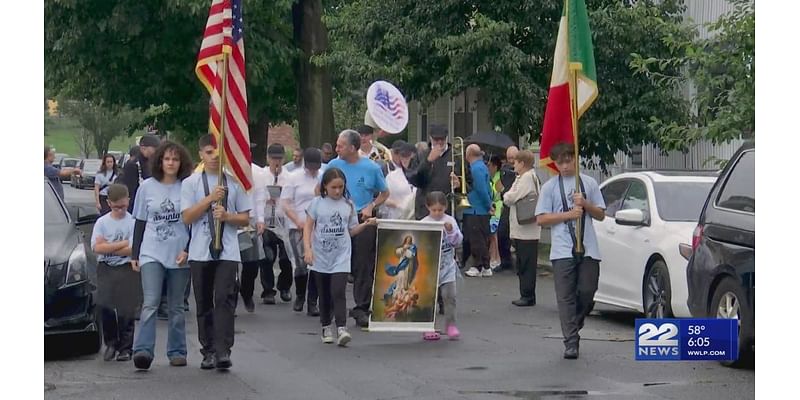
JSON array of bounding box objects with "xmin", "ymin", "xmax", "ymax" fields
[
  {"xmin": 62, "ymin": 159, "xmax": 79, "ymax": 168},
  {"xmin": 44, "ymin": 181, "xmax": 68, "ymax": 224},
  {"xmin": 653, "ymin": 182, "xmax": 714, "ymax": 222},
  {"xmin": 83, "ymin": 160, "xmax": 102, "ymax": 171}
]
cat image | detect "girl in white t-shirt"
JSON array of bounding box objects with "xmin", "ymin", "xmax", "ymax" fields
[
  {"xmin": 303, "ymin": 167, "xmax": 377, "ymax": 346},
  {"xmin": 420, "ymin": 191, "xmax": 463, "ymax": 340}
]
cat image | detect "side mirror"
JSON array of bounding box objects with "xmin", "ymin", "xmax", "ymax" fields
[
  {"xmin": 77, "ymin": 213, "xmax": 99, "ymax": 226},
  {"xmin": 615, "ymin": 209, "xmax": 646, "ymax": 226},
  {"xmin": 68, "ymin": 205, "xmax": 99, "ymax": 226}
]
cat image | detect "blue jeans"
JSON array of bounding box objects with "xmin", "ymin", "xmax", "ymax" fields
[{"xmin": 133, "ymin": 262, "xmax": 191, "ymax": 359}]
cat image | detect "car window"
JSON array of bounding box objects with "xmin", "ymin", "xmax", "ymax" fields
[
  {"xmin": 601, "ymin": 180, "xmax": 630, "ymax": 217},
  {"xmin": 716, "ymin": 151, "xmax": 755, "ymax": 213},
  {"xmin": 653, "ymin": 182, "xmax": 714, "ymax": 221},
  {"xmin": 44, "ymin": 181, "xmax": 68, "ymax": 224},
  {"xmin": 621, "ymin": 180, "xmax": 649, "ymax": 214}
]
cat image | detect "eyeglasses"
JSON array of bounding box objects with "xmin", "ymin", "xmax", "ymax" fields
[{"xmin": 108, "ymin": 202, "xmax": 128, "ymax": 211}]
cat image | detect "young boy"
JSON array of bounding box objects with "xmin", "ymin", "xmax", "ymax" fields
[
  {"xmin": 181, "ymin": 134, "xmax": 252, "ymax": 370},
  {"xmin": 90, "ymin": 184, "xmax": 138, "ymax": 362},
  {"xmin": 534, "ymin": 142, "xmax": 606, "ymax": 360}
]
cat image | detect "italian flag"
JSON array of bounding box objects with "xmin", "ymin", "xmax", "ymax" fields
[{"xmin": 539, "ymin": 0, "xmax": 598, "ymax": 174}]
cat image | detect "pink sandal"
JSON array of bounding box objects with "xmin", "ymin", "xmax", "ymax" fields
[
  {"xmin": 446, "ymin": 325, "xmax": 461, "ymax": 340},
  {"xmin": 423, "ymin": 331, "xmax": 441, "ymax": 341}
]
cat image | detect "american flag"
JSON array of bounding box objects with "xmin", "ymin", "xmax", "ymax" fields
[
  {"xmin": 374, "ymin": 86, "xmax": 405, "ymax": 120},
  {"xmin": 195, "ymin": 0, "xmax": 253, "ymax": 191}
]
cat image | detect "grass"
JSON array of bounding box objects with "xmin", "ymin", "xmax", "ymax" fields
[{"xmin": 44, "ymin": 116, "xmax": 136, "ymax": 158}]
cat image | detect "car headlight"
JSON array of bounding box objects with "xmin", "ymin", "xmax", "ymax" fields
[{"xmin": 65, "ymin": 244, "xmax": 88, "ymax": 285}]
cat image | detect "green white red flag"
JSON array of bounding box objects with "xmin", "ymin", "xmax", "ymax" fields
[{"xmin": 539, "ymin": 0, "xmax": 598, "ymax": 173}]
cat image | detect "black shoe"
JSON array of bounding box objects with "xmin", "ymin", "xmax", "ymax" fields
[
  {"xmin": 563, "ymin": 346, "xmax": 579, "ymax": 360},
  {"xmin": 216, "ymin": 353, "xmax": 232, "ymax": 370},
  {"xmin": 116, "ymin": 351, "xmax": 132, "ymax": 362},
  {"xmin": 354, "ymin": 313, "xmax": 369, "ymax": 328},
  {"xmin": 201, "ymin": 353, "xmax": 216, "ymax": 370},
  {"xmin": 293, "ymin": 297, "xmax": 304, "ymax": 312},
  {"xmin": 169, "ymin": 356, "xmax": 188, "ymax": 367},
  {"xmin": 243, "ymin": 297, "xmax": 255, "ymax": 313},
  {"xmin": 133, "ymin": 351, "xmax": 153, "ymax": 370},
  {"xmin": 307, "ymin": 302, "xmax": 320, "ymax": 317},
  {"xmin": 103, "ymin": 345, "xmax": 116, "ymax": 362},
  {"xmin": 262, "ymin": 294, "xmax": 276, "ymax": 305},
  {"xmin": 512, "ymin": 298, "xmax": 536, "ymax": 307},
  {"xmin": 279, "ymin": 290, "xmax": 292, "ymax": 302}
]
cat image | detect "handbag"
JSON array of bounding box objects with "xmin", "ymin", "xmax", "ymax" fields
[{"xmin": 515, "ymin": 172, "xmax": 540, "ymax": 225}]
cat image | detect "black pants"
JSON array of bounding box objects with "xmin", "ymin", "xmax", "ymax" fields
[
  {"xmin": 497, "ymin": 212, "xmax": 513, "ymax": 268},
  {"xmin": 514, "ymin": 239, "xmax": 539, "ymax": 301},
  {"xmin": 316, "ymin": 272, "xmax": 348, "ymax": 328},
  {"xmin": 98, "ymin": 194, "xmax": 111, "ymax": 216},
  {"xmin": 552, "ymin": 257, "xmax": 600, "ymax": 347},
  {"xmin": 461, "ymin": 214, "xmax": 490, "ymax": 269},
  {"xmin": 101, "ymin": 307, "xmax": 135, "ymax": 352},
  {"xmin": 240, "ymin": 259, "xmax": 270, "ymax": 300},
  {"xmin": 295, "ymin": 271, "xmax": 319, "ymax": 305},
  {"xmin": 351, "ymin": 215, "xmax": 377, "ymax": 317},
  {"xmin": 190, "ymin": 260, "xmax": 238, "ymax": 357},
  {"xmin": 262, "ymin": 231, "xmax": 293, "ymax": 295}
]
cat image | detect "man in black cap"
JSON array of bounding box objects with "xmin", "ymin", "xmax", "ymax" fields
[
  {"xmin": 120, "ymin": 134, "xmax": 161, "ymax": 213},
  {"xmin": 258, "ymin": 143, "xmax": 294, "ymax": 304},
  {"xmin": 405, "ymin": 124, "xmax": 461, "ymax": 220}
]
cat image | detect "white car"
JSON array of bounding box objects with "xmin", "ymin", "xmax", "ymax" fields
[{"xmin": 594, "ymin": 171, "xmax": 717, "ymax": 318}]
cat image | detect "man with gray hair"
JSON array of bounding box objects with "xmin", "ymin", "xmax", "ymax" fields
[{"xmin": 327, "ymin": 129, "xmax": 390, "ymax": 327}]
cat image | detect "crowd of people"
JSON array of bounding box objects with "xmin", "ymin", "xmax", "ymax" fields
[{"xmin": 44, "ymin": 111, "xmax": 607, "ymax": 369}]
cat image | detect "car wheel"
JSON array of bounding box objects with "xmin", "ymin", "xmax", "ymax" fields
[
  {"xmin": 711, "ymin": 277, "xmax": 754, "ymax": 368},
  {"xmin": 643, "ymin": 259, "xmax": 673, "ymax": 318}
]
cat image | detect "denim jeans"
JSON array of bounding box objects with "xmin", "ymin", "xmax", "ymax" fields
[{"xmin": 133, "ymin": 262, "xmax": 191, "ymax": 359}]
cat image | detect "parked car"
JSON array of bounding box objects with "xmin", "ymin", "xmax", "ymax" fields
[
  {"xmin": 71, "ymin": 159, "xmax": 102, "ymax": 189},
  {"xmin": 44, "ymin": 178, "xmax": 101, "ymax": 354},
  {"xmin": 594, "ymin": 171, "xmax": 717, "ymax": 318},
  {"xmin": 52, "ymin": 153, "xmax": 69, "ymax": 168},
  {"xmin": 686, "ymin": 142, "xmax": 754, "ymax": 367},
  {"xmin": 60, "ymin": 158, "xmax": 80, "ymax": 183}
]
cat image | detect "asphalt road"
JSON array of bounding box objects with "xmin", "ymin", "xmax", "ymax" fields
[{"xmin": 45, "ymin": 187, "xmax": 755, "ymax": 400}]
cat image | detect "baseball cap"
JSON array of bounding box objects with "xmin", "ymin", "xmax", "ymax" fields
[
  {"xmin": 303, "ymin": 148, "xmax": 322, "ymax": 169},
  {"xmin": 267, "ymin": 143, "xmax": 285, "ymax": 159},
  {"xmin": 428, "ymin": 124, "xmax": 448, "ymax": 139},
  {"xmin": 399, "ymin": 142, "xmax": 417, "ymax": 157},
  {"xmin": 139, "ymin": 134, "xmax": 161, "ymax": 148}
]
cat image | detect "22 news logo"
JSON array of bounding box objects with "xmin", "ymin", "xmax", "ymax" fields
[{"xmin": 635, "ymin": 319, "xmax": 680, "ymax": 360}]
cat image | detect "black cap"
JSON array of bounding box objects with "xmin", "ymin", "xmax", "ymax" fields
[
  {"xmin": 428, "ymin": 124, "xmax": 448, "ymax": 139},
  {"xmin": 356, "ymin": 124, "xmax": 374, "ymax": 136},
  {"xmin": 303, "ymin": 147, "xmax": 322, "ymax": 168},
  {"xmin": 399, "ymin": 142, "xmax": 417, "ymax": 157},
  {"xmin": 267, "ymin": 143, "xmax": 285, "ymax": 158},
  {"xmin": 139, "ymin": 134, "xmax": 161, "ymax": 148}
]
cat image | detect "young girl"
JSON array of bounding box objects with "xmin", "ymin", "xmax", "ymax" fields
[
  {"xmin": 421, "ymin": 191, "xmax": 463, "ymax": 340},
  {"xmin": 303, "ymin": 168, "xmax": 376, "ymax": 347},
  {"xmin": 95, "ymin": 154, "xmax": 119, "ymax": 215}
]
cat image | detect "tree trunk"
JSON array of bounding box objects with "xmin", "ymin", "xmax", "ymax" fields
[
  {"xmin": 249, "ymin": 113, "xmax": 270, "ymax": 168},
  {"xmin": 292, "ymin": 0, "xmax": 334, "ymax": 148}
]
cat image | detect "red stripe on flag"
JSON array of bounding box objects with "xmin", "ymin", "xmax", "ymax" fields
[{"xmin": 540, "ymin": 83, "xmax": 573, "ymax": 174}]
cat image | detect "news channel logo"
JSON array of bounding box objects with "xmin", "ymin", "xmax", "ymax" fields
[{"xmin": 635, "ymin": 319, "xmax": 738, "ymax": 361}]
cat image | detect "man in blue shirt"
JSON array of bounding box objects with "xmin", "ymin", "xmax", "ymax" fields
[
  {"xmin": 45, "ymin": 146, "xmax": 78, "ymax": 199},
  {"xmin": 461, "ymin": 144, "xmax": 494, "ymax": 278},
  {"xmin": 535, "ymin": 142, "xmax": 606, "ymax": 360},
  {"xmin": 327, "ymin": 129, "xmax": 389, "ymax": 327}
]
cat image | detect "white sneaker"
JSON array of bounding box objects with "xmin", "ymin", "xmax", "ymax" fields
[
  {"xmin": 337, "ymin": 327, "xmax": 351, "ymax": 347},
  {"xmin": 481, "ymin": 268, "xmax": 494, "ymax": 277},
  {"xmin": 490, "ymin": 260, "xmax": 501, "ymax": 269},
  {"xmin": 465, "ymin": 267, "xmax": 481, "ymax": 277},
  {"xmin": 321, "ymin": 325, "xmax": 334, "ymax": 344}
]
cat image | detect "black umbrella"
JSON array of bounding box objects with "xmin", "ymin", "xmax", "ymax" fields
[{"xmin": 464, "ymin": 131, "xmax": 516, "ymax": 153}]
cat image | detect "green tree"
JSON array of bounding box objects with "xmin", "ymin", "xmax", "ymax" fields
[
  {"xmin": 45, "ymin": 0, "xmax": 297, "ymax": 161},
  {"xmin": 631, "ymin": 0, "xmax": 754, "ymax": 151},
  {"xmin": 320, "ymin": 0, "xmax": 692, "ymax": 168}
]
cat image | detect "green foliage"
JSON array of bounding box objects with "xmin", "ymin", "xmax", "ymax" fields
[
  {"xmin": 630, "ymin": 0, "xmax": 754, "ymax": 151},
  {"xmin": 321, "ymin": 0, "xmax": 693, "ymax": 168},
  {"xmin": 45, "ymin": 0, "xmax": 297, "ymax": 144}
]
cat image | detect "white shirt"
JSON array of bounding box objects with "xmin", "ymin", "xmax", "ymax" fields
[
  {"xmin": 381, "ymin": 166, "xmax": 415, "ymax": 219},
  {"xmin": 284, "ymin": 160, "xmax": 304, "ymax": 173},
  {"xmin": 260, "ymin": 165, "xmax": 290, "ymax": 226},
  {"xmin": 281, "ymin": 167, "xmax": 324, "ymax": 230},
  {"xmin": 250, "ymin": 164, "xmax": 268, "ymax": 223}
]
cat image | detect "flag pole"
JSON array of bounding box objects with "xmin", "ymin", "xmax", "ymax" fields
[
  {"xmin": 569, "ymin": 61, "xmax": 583, "ymax": 255},
  {"xmin": 213, "ymin": 50, "xmax": 231, "ymax": 252}
]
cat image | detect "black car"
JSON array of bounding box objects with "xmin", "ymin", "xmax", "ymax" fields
[
  {"xmin": 686, "ymin": 141, "xmax": 754, "ymax": 368},
  {"xmin": 44, "ymin": 178, "xmax": 101, "ymax": 354}
]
